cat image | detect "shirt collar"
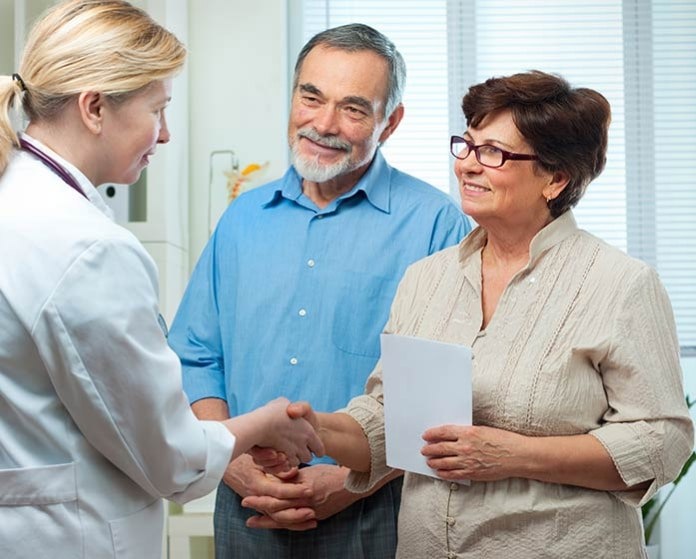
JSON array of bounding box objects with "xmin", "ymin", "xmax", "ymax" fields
[
  {"xmin": 458, "ymin": 210, "xmax": 579, "ymax": 267},
  {"xmin": 262, "ymin": 149, "xmax": 392, "ymax": 213},
  {"xmin": 21, "ymin": 134, "xmax": 115, "ymax": 220}
]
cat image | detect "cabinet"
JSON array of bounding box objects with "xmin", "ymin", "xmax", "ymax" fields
[{"xmin": 2, "ymin": 0, "xmax": 190, "ymax": 325}]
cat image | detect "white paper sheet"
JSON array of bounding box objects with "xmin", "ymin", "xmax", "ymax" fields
[{"xmin": 381, "ymin": 333, "xmax": 472, "ymax": 481}]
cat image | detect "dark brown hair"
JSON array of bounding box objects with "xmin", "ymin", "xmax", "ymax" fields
[{"xmin": 462, "ymin": 70, "xmax": 611, "ymax": 217}]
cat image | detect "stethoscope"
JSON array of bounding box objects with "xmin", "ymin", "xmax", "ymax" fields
[{"xmin": 19, "ymin": 138, "xmax": 87, "ymax": 200}]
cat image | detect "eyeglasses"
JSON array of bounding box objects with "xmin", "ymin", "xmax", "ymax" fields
[{"xmin": 450, "ymin": 135, "xmax": 539, "ymax": 169}]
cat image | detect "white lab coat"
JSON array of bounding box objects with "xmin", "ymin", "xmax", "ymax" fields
[{"xmin": 0, "ymin": 137, "xmax": 235, "ymax": 558}]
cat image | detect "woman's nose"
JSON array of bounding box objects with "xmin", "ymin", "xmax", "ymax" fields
[
  {"xmin": 454, "ymin": 149, "xmax": 482, "ymax": 177},
  {"xmin": 157, "ymin": 113, "xmax": 170, "ymax": 144}
]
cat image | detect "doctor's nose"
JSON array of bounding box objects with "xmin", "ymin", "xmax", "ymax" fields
[{"xmin": 158, "ymin": 113, "xmax": 171, "ymax": 144}]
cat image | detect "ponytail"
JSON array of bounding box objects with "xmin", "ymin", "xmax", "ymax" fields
[{"xmin": 0, "ymin": 75, "xmax": 24, "ymax": 176}]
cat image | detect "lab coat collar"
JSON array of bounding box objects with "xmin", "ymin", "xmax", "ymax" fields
[{"xmin": 20, "ymin": 134, "xmax": 115, "ymax": 220}]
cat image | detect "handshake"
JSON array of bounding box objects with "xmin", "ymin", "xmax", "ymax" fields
[{"xmin": 223, "ymin": 398, "xmax": 323, "ymax": 470}]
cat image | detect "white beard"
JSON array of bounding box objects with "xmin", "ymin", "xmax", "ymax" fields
[
  {"xmin": 290, "ymin": 127, "xmax": 353, "ymax": 182},
  {"xmin": 291, "ymin": 149, "xmax": 353, "ymax": 182}
]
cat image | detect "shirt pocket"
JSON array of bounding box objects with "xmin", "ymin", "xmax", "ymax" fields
[
  {"xmin": 109, "ymin": 498, "xmax": 163, "ymax": 559},
  {"xmin": 0, "ymin": 462, "xmax": 81, "ymax": 558},
  {"xmin": 332, "ymin": 270, "xmax": 399, "ymax": 358}
]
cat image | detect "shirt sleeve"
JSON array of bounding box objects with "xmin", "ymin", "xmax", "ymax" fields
[
  {"xmin": 168, "ymin": 232, "xmax": 227, "ymax": 405},
  {"xmin": 428, "ymin": 202, "xmax": 471, "ymax": 254},
  {"xmin": 589, "ymin": 266, "xmax": 695, "ymax": 506},
  {"xmin": 32, "ymin": 237, "xmax": 235, "ymax": 504}
]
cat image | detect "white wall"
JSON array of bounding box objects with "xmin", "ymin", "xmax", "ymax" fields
[{"xmin": 187, "ymin": 0, "xmax": 290, "ymax": 270}]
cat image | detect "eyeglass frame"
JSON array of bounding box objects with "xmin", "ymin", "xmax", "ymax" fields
[{"xmin": 450, "ymin": 135, "xmax": 539, "ymax": 168}]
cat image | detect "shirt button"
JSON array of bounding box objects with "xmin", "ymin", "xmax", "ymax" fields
[
  {"xmin": 446, "ymin": 516, "xmax": 456, "ymax": 526},
  {"xmin": 289, "ymin": 357, "xmax": 298, "ymax": 365},
  {"xmin": 450, "ymin": 482, "xmax": 459, "ymax": 491},
  {"xmin": 307, "ymin": 259, "xmax": 315, "ymax": 268},
  {"xmin": 298, "ymin": 309, "xmax": 307, "ymax": 317},
  {"xmin": 447, "ymin": 552, "xmax": 456, "ymax": 559},
  {"xmin": 317, "ymin": 215, "xmax": 324, "ymax": 219}
]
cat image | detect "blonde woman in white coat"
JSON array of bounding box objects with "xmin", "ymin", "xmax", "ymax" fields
[{"xmin": 0, "ymin": 2, "xmax": 323, "ymax": 558}]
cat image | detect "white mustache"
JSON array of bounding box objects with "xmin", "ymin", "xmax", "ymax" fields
[{"xmin": 297, "ymin": 128, "xmax": 350, "ymax": 151}]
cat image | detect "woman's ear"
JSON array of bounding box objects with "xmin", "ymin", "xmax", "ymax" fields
[
  {"xmin": 544, "ymin": 170, "xmax": 570, "ymax": 201},
  {"xmin": 77, "ymin": 91, "xmax": 104, "ymax": 135}
]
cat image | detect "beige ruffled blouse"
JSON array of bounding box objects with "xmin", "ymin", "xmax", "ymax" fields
[{"xmin": 344, "ymin": 211, "xmax": 694, "ymax": 559}]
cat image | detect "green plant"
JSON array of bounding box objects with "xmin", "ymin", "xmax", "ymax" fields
[{"xmin": 642, "ymin": 394, "xmax": 695, "ymax": 545}]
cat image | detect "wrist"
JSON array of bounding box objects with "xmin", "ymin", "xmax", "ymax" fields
[{"xmin": 504, "ymin": 431, "xmax": 539, "ymax": 481}]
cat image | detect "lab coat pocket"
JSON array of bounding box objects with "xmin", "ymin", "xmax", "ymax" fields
[
  {"xmin": 332, "ymin": 270, "xmax": 399, "ymax": 358},
  {"xmin": 0, "ymin": 462, "xmax": 80, "ymax": 559},
  {"xmin": 109, "ymin": 498, "xmax": 163, "ymax": 559}
]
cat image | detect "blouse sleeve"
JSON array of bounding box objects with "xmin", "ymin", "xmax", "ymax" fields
[
  {"xmin": 589, "ymin": 266, "xmax": 694, "ymax": 506},
  {"xmin": 342, "ymin": 262, "xmax": 426, "ymax": 492}
]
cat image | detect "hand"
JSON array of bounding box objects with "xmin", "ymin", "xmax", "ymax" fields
[
  {"xmin": 248, "ymin": 446, "xmax": 291, "ymax": 475},
  {"xmin": 421, "ymin": 424, "xmax": 524, "ymax": 481},
  {"xmin": 223, "ymin": 455, "xmax": 318, "ymax": 531},
  {"xmin": 253, "ymin": 397, "xmax": 325, "ymax": 466},
  {"xmin": 249, "ymin": 400, "xmax": 322, "ymax": 474},
  {"xmin": 242, "ymin": 464, "xmax": 359, "ymax": 531}
]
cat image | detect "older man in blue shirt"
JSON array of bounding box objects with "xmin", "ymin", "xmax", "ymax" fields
[{"xmin": 169, "ymin": 23, "xmax": 470, "ymax": 559}]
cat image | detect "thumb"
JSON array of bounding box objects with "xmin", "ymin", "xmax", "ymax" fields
[{"xmin": 287, "ymin": 401, "xmax": 310, "ymax": 419}]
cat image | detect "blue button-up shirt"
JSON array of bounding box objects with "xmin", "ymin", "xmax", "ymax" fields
[{"xmin": 170, "ymin": 151, "xmax": 469, "ymax": 428}]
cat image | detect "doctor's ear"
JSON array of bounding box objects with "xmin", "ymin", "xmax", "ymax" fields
[{"xmin": 77, "ymin": 91, "xmax": 105, "ymax": 135}]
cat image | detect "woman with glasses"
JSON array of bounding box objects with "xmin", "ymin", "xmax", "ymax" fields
[{"xmin": 274, "ymin": 70, "xmax": 694, "ymax": 557}]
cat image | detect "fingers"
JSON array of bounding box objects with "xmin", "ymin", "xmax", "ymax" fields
[
  {"xmin": 248, "ymin": 447, "xmax": 287, "ymax": 469},
  {"xmin": 421, "ymin": 441, "xmax": 457, "ymax": 458},
  {"xmin": 275, "ymin": 467, "xmax": 300, "ymax": 481},
  {"xmin": 257, "ymin": 479, "xmax": 312, "ymax": 501},
  {"xmin": 307, "ymin": 420, "xmax": 326, "ymax": 456},
  {"xmin": 242, "ymin": 495, "xmax": 318, "ymax": 532},
  {"xmin": 422, "ymin": 424, "xmax": 462, "ymax": 442},
  {"xmin": 241, "ymin": 495, "xmax": 312, "ymax": 515},
  {"xmin": 304, "ymin": 419, "xmax": 325, "ymax": 457},
  {"xmin": 262, "ymin": 463, "xmax": 295, "ymax": 476},
  {"xmin": 279, "ymin": 417, "xmax": 324, "ymax": 464},
  {"xmin": 246, "ymin": 513, "xmax": 318, "ymax": 531},
  {"xmin": 430, "ymin": 469, "xmax": 470, "ymax": 481}
]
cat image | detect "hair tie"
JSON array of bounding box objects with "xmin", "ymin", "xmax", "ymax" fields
[{"xmin": 12, "ymin": 73, "xmax": 27, "ymax": 92}]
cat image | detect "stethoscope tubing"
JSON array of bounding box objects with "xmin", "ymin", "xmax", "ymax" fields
[{"xmin": 19, "ymin": 138, "xmax": 88, "ymax": 199}]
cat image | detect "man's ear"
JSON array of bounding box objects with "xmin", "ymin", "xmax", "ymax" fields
[
  {"xmin": 378, "ymin": 103, "xmax": 404, "ymax": 144},
  {"xmin": 77, "ymin": 91, "xmax": 104, "ymax": 135}
]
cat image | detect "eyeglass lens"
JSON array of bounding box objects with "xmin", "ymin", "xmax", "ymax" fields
[{"xmin": 452, "ymin": 139, "xmax": 504, "ymax": 167}]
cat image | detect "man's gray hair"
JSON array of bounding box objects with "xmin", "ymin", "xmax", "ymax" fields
[{"xmin": 293, "ymin": 23, "xmax": 406, "ymax": 119}]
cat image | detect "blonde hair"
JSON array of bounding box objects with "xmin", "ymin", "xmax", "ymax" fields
[{"xmin": 0, "ymin": 0, "xmax": 186, "ymax": 175}]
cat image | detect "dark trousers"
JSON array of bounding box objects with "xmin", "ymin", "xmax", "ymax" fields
[{"xmin": 213, "ymin": 476, "xmax": 403, "ymax": 558}]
